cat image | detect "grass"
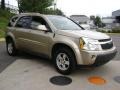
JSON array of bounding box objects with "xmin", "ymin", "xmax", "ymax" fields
[
  {"xmin": 0, "ymin": 17, "xmax": 8, "ymax": 30},
  {"xmin": 106, "ymin": 33, "xmax": 120, "ymax": 37},
  {"xmin": 0, "ymin": 9, "xmax": 14, "ymax": 39},
  {"xmin": 0, "ymin": 30, "xmax": 5, "ymax": 38},
  {"xmin": 0, "ymin": 9, "xmax": 11, "ymax": 38},
  {"xmin": 97, "ymin": 28, "xmax": 120, "ymax": 33},
  {"xmin": 0, "ymin": 17, "xmax": 8, "ymax": 38}
]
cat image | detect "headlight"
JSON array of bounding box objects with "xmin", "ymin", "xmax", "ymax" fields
[{"xmin": 80, "ymin": 37, "xmax": 100, "ymax": 51}]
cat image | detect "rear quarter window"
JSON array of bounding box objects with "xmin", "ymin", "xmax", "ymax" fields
[{"xmin": 8, "ymin": 16, "xmax": 18, "ymax": 27}]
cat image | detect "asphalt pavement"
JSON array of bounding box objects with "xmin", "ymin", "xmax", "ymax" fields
[
  {"xmin": 109, "ymin": 34, "xmax": 120, "ymax": 60},
  {"xmin": 0, "ymin": 42, "xmax": 17, "ymax": 73},
  {"xmin": 0, "ymin": 41, "xmax": 50, "ymax": 73}
]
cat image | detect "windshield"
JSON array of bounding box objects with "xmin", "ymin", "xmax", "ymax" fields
[{"xmin": 46, "ymin": 15, "xmax": 83, "ymax": 30}]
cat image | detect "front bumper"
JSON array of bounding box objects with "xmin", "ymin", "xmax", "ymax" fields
[
  {"xmin": 92, "ymin": 50, "xmax": 117, "ymax": 66},
  {"xmin": 80, "ymin": 46, "xmax": 117, "ymax": 66}
]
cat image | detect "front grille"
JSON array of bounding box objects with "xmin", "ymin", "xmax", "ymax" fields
[
  {"xmin": 101, "ymin": 42, "xmax": 113, "ymax": 50},
  {"xmin": 98, "ymin": 38, "xmax": 111, "ymax": 42}
]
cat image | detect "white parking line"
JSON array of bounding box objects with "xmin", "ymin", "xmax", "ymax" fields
[{"xmin": 0, "ymin": 59, "xmax": 120, "ymax": 90}]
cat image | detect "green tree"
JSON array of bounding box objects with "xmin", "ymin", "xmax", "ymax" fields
[
  {"xmin": 44, "ymin": 8, "xmax": 64, "ymax": 15},
  {"xmin": 94, "ymin": 16, "xmax": 102, "ymax": 27},
  {"xmin": 1, "ymin": 0, "xmax": 5, "ymax": 9},
  {"xmin": 19, "ymin": 0, "xmax": 54, "ymax": 13},
  {"xmin": 90, "ymin": 15, "xmax": 103, "ymax": 27},
  {"xmin": 55, "ymin": 9, "xmax": 64, "ymax": 16}
]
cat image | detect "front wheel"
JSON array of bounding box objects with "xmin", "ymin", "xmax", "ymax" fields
[{"xmin": 53, "ymin": 47, "xmax": 76, "ymax": 75}]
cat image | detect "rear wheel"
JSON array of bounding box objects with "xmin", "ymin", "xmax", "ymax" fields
[
  {"xmin": 53, "ymin": 47, "xmax": 76, "ymax": 75},
  {"xmin": 6, "ymin": 38, "xmax": 17, "ymax": 56}
]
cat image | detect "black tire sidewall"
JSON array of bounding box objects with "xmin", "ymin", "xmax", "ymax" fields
[
  {"xmin": 53, "ymin": 47, "xmax": 76, "ymax": 75},
  {"xmin": 6, "ymin": 39, "xmax": 17, "ymax": 56}
]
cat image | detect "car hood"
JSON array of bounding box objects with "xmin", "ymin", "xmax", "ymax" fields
[{"xmin": 56, "ymin": 30, "xmax": 110, "ymax": 40}]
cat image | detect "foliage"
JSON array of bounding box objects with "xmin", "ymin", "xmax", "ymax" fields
[
  {"xmin": 0, "ymin": 9, "xmax": 13, "ymax": 30},
  {"xmin": 97, "ymin": 27, "xmax": 120, "ymax": 33},
  {"xmin": 0, "ymin": 9, "xmax": 14, "ymax": 19},
  {"xmin": 0, "ymin": 17, "xmax": 6, "ymax": 38},
  {"xmin": 19, "ymin": 0, "xmax": 54, "ymax": 13},
  {"xmin": 55, "ymin": 9, "xmax": 64, "ymax": 16},
  {"xmin": 94, "ymin": 16, "xmax": 102, "ymax": 27},
  {"xmin": 0, "ymin": 30, "xmax": 5, "ymax": 38},
  {"xmin": 44, "ymin": 8, "xmax": 64, "ymax": 15},
  {"xmin": 0, "ymin": 9, "xmax": 14, "ymax": 38},
  {"xmin": 90, "ymin": 15, "xmax": 104, "ymax": 27},
  {"xmin": 18, "ymin": 0, "xmax": 64, "ymax": 15},
  {"xmin": 111, "ymin": 27, "xmax": 120, "ymax": 33}
]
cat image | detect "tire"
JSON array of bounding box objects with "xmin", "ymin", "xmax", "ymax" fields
[
  {"xmin": 53, "ymin": 47, "xmax": 76, "ymax": 75},
  {"xmin": 6, "ymin": 38, "xmax": 17, "ymax": 56}
]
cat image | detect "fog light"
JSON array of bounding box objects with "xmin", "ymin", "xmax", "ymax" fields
[{"xmin": 91, "ymin": 55, "xmax": 96, "ymax": 60}]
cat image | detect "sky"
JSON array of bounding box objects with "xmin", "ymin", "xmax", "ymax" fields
[{"xmin": 2, "ymin": 0, "xmax": 120, "ymax": 17}]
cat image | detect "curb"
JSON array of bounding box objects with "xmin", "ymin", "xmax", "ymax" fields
[{"xmin": 0, "ymin": 38, "xmax": 5, "ymax": 42}]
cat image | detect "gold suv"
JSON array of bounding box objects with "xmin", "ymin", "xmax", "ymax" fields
[{"xmin": 6, "ymin": 13, "xmax": 117, "ymax": 75}]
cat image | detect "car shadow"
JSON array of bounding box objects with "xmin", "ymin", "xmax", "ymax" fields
[{"xmin": 16, "ymin": 51, "xmax": 53, "ymax": 66}]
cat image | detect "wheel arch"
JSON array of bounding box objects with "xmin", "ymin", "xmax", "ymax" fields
[
  {"xmin": 51, "ymin": 43, "xmax": 78, "ymax": 64},
  {"xmin": 6, "ymin": 35, "xmax": 13, "ymax": 42},
  {"xmin": 5, "ymin": 33, "xmax": 17, "ymax": 48}
]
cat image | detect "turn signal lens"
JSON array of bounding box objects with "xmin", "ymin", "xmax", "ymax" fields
[{"xmin": 80, "ymin": 38, "xmax": 85, "ymax": 49}]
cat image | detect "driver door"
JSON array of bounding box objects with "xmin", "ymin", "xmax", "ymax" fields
[{"xmin": 28, "ymin": 16, "xmax": 53, "ymax": 55}]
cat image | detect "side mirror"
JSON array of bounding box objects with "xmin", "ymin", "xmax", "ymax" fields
[{"xmin": 37, "ymin": 25, "xmax": 48, "ymax": 31}]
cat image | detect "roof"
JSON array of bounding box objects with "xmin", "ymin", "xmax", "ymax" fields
[
  {"xmin": 112, "ymin": 9, "xmax": 120, "ymax": 17},
  {"xmin": 19, "ymin": 13, "xmax": 41, "ymax": 16},
  {"xmin": 17, "ymin": 13, "xmax": 64, "ymax": 17},
  {"xmin": 70, "ymin": 15, "xmax": 88, "ymax": 18}
]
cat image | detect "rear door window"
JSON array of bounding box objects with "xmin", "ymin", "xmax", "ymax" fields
[{"xmin": 15, "ymin": 16, "xmax": 32, "ymax": 29}]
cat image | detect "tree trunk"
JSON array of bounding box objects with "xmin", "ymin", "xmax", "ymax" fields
[
  {"xmin": 1, "ymin": 0, "xmax": 5, "ymax": 9},
  {"xmin": 17, "ymin": 0, "xmax": 21, "ymax": 13}
]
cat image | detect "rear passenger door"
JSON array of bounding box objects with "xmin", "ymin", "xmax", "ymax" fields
[{"xmin": 14, "ymin": 16, "xmax": 32, "ymax": 49}]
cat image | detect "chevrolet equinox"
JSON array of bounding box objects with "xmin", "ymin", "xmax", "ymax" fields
[{"xmin": 6, "ymin": 13, "xmax": 117, "ymax": 75}]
